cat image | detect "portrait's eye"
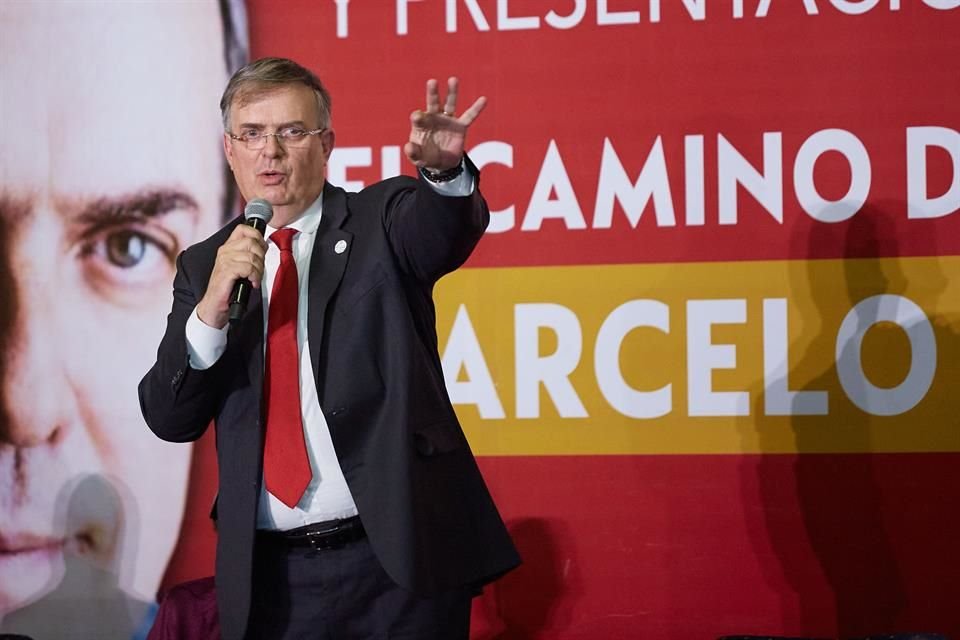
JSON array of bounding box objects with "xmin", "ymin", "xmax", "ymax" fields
[
  {"xmin": 78, "ymin": 222, "xmax": 179, "ymax": 300},
  {"xmin": 71, "ymin": 190, "xmax": 198, "ymax": 305},
  {"xmin": 240, "ymin": 129, "xmax": 261, "ymax": 141},
  {"xmin": 103, "ymin": 230, "xmax": 148, "ymax": 268}
]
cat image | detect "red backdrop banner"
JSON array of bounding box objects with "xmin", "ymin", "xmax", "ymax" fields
[
  {"xmin": 165, "ymin": 2, "xmax": 960, "ymax": 638},
  {"xmin": 5, "ymin": 2, "xmax": 956, "ymax": 639}
]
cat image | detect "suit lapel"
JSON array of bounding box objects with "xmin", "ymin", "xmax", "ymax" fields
[
  {"xmin": 307, "ymin": 183, "xmax": 352, "ymax": 397},
  {"xmin": 240, "ymin": 288, "xmax": 265, "ymax": 397}
]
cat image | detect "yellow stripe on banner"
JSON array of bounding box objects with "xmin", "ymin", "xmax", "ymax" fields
[{"xmin": 434, "ymin": 257, "xmax": 960, "ymax": 456}]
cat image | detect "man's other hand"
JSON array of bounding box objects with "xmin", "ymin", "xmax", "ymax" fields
[{"xmin": 196, "ymin": 224, "xmax": 268, "ymax": 328}]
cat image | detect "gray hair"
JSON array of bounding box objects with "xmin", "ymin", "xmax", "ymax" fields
[{"xmin": 220, "ymin": 57, "xmax": 332, "ymax": 131}]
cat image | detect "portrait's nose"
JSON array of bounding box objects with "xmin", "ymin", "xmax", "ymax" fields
[{"xmin": 0, "ymin": 258, "xmax": 77, "ymax": 449}]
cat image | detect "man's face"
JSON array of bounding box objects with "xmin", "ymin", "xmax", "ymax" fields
[
  {"xmin": 223, "ymin": 84, "xmax": 335, "ymax": 228},
  {"xmin": 0, "ymin": 2, "xmax": 226, "ymax": 613}
]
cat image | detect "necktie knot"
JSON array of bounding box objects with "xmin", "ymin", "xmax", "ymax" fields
[{"xmin": 271, "ymin": 227, "xmax": 297, "ymax": 252}]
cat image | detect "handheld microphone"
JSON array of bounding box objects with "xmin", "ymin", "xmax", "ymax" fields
[{"xmin": 228, "ymin": 198, "xmax": 273, "ymax": 324}]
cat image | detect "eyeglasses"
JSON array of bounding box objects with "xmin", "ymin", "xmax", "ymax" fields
[{"xmin": 226, "ymin": 126, "xmax": 326, "ymax": 150}]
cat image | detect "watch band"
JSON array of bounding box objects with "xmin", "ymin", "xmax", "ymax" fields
[{"xmin": 419, "ymin": 161, "xmax": 465, "ymax": 183}]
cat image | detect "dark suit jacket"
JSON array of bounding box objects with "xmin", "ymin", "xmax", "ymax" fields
[{"xmin": 139, "ymin": 168, "xmax": 520, "ymax": 640}]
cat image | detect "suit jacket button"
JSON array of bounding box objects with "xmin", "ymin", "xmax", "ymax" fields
[{"xmin": 414, "ymin": 432, "xmax": 436, "ymax": 456}]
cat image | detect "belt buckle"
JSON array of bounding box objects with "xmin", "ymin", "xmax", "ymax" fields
[{"xmin": 304, "ymin": 523, "xmax": 345, "ymax": 556}]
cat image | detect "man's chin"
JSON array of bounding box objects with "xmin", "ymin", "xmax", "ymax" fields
[{"xmin": 246, "ymin": 183, "xmax": 288, "ymax": 203}]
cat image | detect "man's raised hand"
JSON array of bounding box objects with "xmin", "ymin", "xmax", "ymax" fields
[{"xmin": 404, "ymin": 77, "xmax": 486, "ymax": 172}]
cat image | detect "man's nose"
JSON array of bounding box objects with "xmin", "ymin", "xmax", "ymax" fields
[
  {"xmin": 261, "ymin": 132, "xmax": 286, "ymax": 158},
  {"xmin": 0, "ymin": 268, "xmax": 77, "ymax": 448}
]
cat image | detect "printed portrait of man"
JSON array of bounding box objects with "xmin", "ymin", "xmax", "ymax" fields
[{"xmin": 0, "ymin": 1, "xmax": 245, "ymax": 635}]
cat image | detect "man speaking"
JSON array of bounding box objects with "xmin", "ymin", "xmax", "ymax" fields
[{"xmin": 139, "ymin": 57, "xmax": 519, "ymax": 639}]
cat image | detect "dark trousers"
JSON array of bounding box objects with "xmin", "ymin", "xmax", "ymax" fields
[{"xmin": 244, "ymin": 535, "xmax": 472, "ymax": 639}]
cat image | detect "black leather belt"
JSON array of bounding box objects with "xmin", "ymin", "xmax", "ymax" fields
[{"xmin": 257, "ymin": 516, "xmax": 365, "ymax": 551}]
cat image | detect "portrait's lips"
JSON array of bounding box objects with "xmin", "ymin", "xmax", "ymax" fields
[
  {"xmin": 0, "ymin": 531, "xmax": 66, "ymax": 557},
  {"xmin": 0, "ymin": 530, "xmax": 68, "ymax": 577}
]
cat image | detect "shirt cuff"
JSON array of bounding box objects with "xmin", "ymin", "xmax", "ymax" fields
[
  {"xmin": 186, "ymin": 307, "xmax": 228, "ymax": 370},
  {"xmin": 423, "ymin": 160, "xmax": 475, "ymax": 196}
]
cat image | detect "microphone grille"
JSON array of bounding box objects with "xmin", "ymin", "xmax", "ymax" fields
[{"xmin": 244, "ymin": 198, "xmax": 273, "ymax": 223}]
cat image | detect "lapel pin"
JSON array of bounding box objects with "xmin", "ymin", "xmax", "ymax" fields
[{"xmin": 335, "ymin": 240, "xmax": 347, "ymax": 254}]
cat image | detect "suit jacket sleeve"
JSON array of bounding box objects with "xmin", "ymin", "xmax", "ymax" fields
[
  {"xmin": 381, "ymin": 157, "xmax": 489, "ymax": 284},
  {"xmin": 138, "ymin": 247, "xmax": 223, "ymax": 443}
]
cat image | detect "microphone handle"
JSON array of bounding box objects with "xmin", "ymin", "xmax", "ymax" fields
[
  {"xmin": 228, "ymin": 281, "xmax": 252, "ymax": 324},
  {"xmin": 228, "ymin": 216, "xmax": 269, "ymax": 325}
]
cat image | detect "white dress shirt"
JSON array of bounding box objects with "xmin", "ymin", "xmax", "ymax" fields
[{"xmin": 185, "ymin": 169, "xmax": 474, "ymax": 530}]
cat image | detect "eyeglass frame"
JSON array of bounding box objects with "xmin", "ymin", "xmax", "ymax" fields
[{"xmin": 225, "ymin": 126, "xmax": 327, "ymax": 150}]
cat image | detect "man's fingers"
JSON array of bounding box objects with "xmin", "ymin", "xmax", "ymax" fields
[
  {"xmin": 215, "ymin": 231, "xmax": 267, "ymax": 288},
  {"xmin": 425, "ymin": 78, "xmax": 440, "ymax": 113},
  {"xmin": 228, "ymin": 242, "xmax": 266, "ymax": 267},
  {"xmin": 410, "ymin": 109, "xmax": 429, "ymax": 128},
  {"xmin": 201, "ymin": 232, "xmax": 268, "ymax": 326},
  {"xmin": 222, "ymin": 241, "xmax": 266, "ymax": 263},
  {"xmin": 404, "ymin": 141, "xmax": 423, "ymax": 165},
  {"xmin": 228, "ymin": 226, "xmax": 268, "ymax": 256},
  {"xmin": 229, "ymin": 223, "xmax": 261, "ymax": 239},
  {"xmin": 459, "ymin": 95, "xmax": 487, "ymax": 126},
  {"xmin": 409, "ymin": 77, "xmax": 482, "ymax": 170},
  {"xmin": 236, "ymin": 224, "xmax": 268, "ymax": 239},
  {"xmin": 218, "ymin": 252, "xmax": 262, "ymax": 277},
  {"xmin": 443, "ymin": 77, "xmax": 459, "ymax": 115},
  {"xmin": 242, "ymin": 252, "xmax": 266, "ymax": 286}
]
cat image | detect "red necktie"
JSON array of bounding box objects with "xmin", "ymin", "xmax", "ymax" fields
[{"xmin": 263, "ymin": 228, "xmax": 311, "ymax": 507}]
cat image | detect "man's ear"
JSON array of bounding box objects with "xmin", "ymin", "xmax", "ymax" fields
[
  {"xmin": 222, "ymin": 133, "xmax": 235, "ymax": 170},
  {"xmin": 322, "ymin": 128, "xmax": 336, "ymax": 159}
]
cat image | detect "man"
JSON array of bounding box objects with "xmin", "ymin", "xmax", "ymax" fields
[
  {"xmin": 138, "ymin": 58, "xmax": 519, "ymax": 639},
  {"xmin": 0, "ymin": 2, "xmax": 244, "ymax": 635}
]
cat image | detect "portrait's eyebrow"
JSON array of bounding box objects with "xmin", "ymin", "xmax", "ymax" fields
[{"xmin": 76, "ymin": 189, "xmax": 199, "ymax": 225}]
